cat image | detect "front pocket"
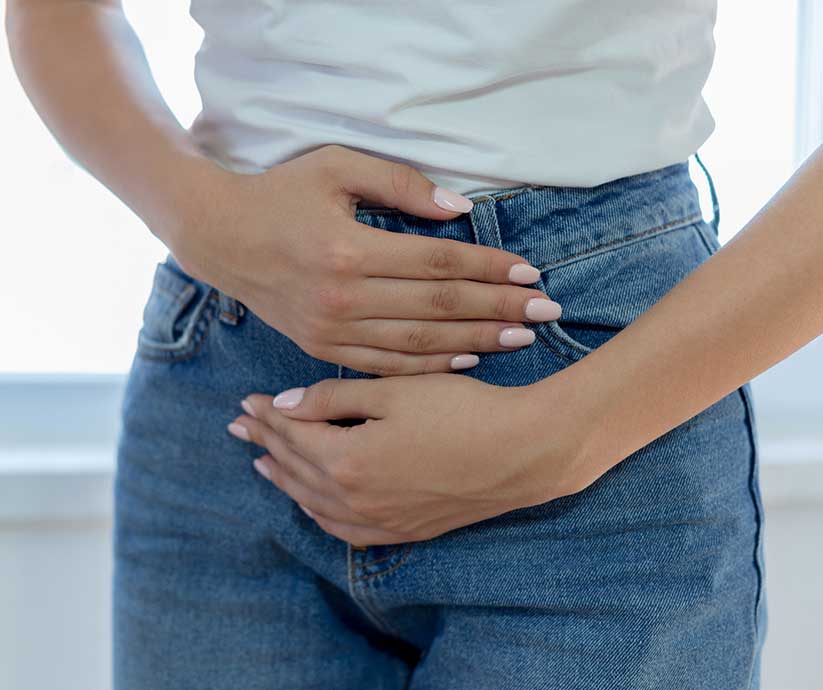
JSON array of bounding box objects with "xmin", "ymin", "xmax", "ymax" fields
[
  {"xmin": 530, "ymin": 220, "xmax": 716, "ymax": 364},
  {"xmin": 136, "ymin": 260, "xmax": 217, "ymax": 362}
]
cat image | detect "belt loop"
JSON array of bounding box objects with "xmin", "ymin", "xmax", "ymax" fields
[
  {"xmin": 467, "ymin": 196, "xmax": 503, "ymax": 249},
  {"xmin": 217, "ymin": 290, "xmax": 245, "ymax": 326},
  {"xmin": 693, "ymin": 151, "xmax": 720, "ymax": 236}
]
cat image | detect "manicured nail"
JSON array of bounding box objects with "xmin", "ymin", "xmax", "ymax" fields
[
  {"xmin": 508, "ymin": 263, "xmax": 541, "ymax": 284},
  {"xmin": 227, "ymin": 422, "xmax": 250, "ymax": 441},
  {"xmin": 273, "ymin": 387, "xmax": 306, "ymax": 409},
  {"xmin": 240, "ymin": 398, "xmax": 256, "ymax": 418},
  {"xmin": 524, "ymin": 298, "xmax": 562, "ymax": 322},
  {"xmin": 299, "ymin": 504, "xmax": 314, "ymax": 518},
  {"xmin": 450, "ymin": 354, "xmax": 480, "ymax": 370},
  {"xmin": 253, "ymin": 457, "xmax": 271, "ymax": 481},
  {"xmin": 499, "ymin": 327, "xmax": 536, "ymax": 348},
  {"xmin": 432, "ymin": 186, "xmax": 473, "ymax": 213}
]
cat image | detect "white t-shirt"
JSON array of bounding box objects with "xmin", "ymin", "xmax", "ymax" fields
[{"xmin": 187, "ymin": 0, "xmax": 717, "ymax": 195}]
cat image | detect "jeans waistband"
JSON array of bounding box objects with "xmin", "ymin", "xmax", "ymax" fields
[
  {"xmin": 354, "ymin": 160, "xmax": 707, "ymax": 269},
  {"xmin": 176, "ymin": 156, "xmax": 717, "ymax": 325}
]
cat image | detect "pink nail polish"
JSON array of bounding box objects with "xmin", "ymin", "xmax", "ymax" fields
[
  {"xmin": 524, "ymin": 298, "xmax": 562, "ymax": 322},
  {"xmin": 227, "ymin": 422, "xmax": 250, "ymax": 441},
  {"xmin": 241, "ymin": 399, "xmax": 256, "ymax": 418},
  {"xmin": 273, "ymin": 387, "xmax": 306, "ymax": 409},
  {"xmin": 450, "ymin": 354, "xmax": 480, "ymax": 370},
  {"xmin": 499, "ymin": 327, "xmax": 536, "ymax": 348},
  {"xmin": 432, "ymin": 186, "xmax": 473, "ymax": 213},
  {"xmin": 508, "ymin": 263, "xmax": 540, "ymax": 284},
  {"xmin": 253, "ymin": 457, "xmax": 271, "ymax": 481}
]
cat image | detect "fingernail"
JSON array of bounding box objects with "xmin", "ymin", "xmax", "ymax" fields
[
  {"xmin": 227, "ymin": 422, "xmax": 250, "ymax": 441},
  {"xmin": 450, "ymin": 354, "xmax": 480, "ymax": 370},
  {"xmin": 508, "ymin": 263, "xmax": 540, "ymax": 284},
  {"xmin": 499, "ymin": 327, "xmax": 536, "ymax": 348},
  {"xmin": 432, "ymin": 186, "xmax": 473, "ymax": 213},
  {"xmin": 299, "ymin": 503, "xmax": 314, "ymax": 518},
  {"xmin": 273, "ymin": 387, "xmax": 306, "ymax": 409},
  {"xmin": 253, "ymin": 457, "xmax": 271, "ymax": 481},
  {"xmin": 240, "ymin": 398, "xmax": 256, "ymax": 418},
  {"xmin": 524, "ymin": 298, "xmax": 562, "ymax": 322}
]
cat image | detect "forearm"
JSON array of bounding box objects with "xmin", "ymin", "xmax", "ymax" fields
[
  {"xmin": 5, "ymin": 0, "xmax": 220, "ymax": 248},
  {"xmin": 537, "ymin": 145, "xmax": 823, "ymax": 482}
]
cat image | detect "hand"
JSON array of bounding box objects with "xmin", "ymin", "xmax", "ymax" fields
[
  {"xmin": 170, "ymin": 144, "xmax": 561, "ymax": 375},
  {"xmin": 226, "ymin": 372, "xmax": 592, "ymax": 547}
]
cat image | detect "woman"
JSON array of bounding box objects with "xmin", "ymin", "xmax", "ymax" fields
[{"xmin": 10, "ymin": 1, "xmax": 819, "ymax": 687}]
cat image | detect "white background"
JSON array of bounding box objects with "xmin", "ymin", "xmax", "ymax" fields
[{"xmin": 0, "ymin": 0, "xmax": 804, "ymax": 374}]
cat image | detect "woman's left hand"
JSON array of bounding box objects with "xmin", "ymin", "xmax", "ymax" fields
[{"xmin": 227, "ymin": 372, "xmax": 592, "ymax": 547}]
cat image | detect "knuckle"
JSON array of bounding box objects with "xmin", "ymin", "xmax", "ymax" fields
[
  {"xmin": 482, "ymin": 250, "xmax": 497, "ymax": 282},
  {"xmin": 329, "ymin": 456, "xmax": 359, "ymax": 488},
  {"xmin": 424, "ymin": 245, "xmax": 460, "ymax": 276},
  {"xmin": 310, "ymin": 380, "xmax": 338, "ymax": 414},
  {"xmin": 313, "ymin": 284, "xmax": 354, "ymax": 317},
  {"xmin": 370, "ymin": 356, "xmax": 403, "ymax": 377},
  {"xmin": 430, "ymin": 284, "xmax": 461, "ymax": 314},
  {"xmin": 493, "ymin": 290, "xmax": 512, "ymax": 320},
  {"xmin": 390, "ymin": 162, "xmax": 415, "ymax": 199},
  {"xmin": 470, "ymin": 326, "xmax": 488, "ymax": 352},
  {"xmin": 406, "ymin": 325, "xmax": 436, "ymax": 352},
  {"xmin": 326, "ymin": 240, "xmax": 362, "ymax": 275}
]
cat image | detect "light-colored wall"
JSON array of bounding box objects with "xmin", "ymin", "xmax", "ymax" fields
[{"xmin": 1, "ymin": 466, "xmax": 821, "ymax": 690}]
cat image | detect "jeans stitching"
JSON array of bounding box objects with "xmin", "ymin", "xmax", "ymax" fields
[
  {"xmin": 349, "ymin": 543, "xmax": 413, "ymax": 583},
  {"xmin": 737, "ymin": 385, "xmax": 766, "ymax": 689},
  {"xmin": 136, "ymin": 293, "xmax": 219, "ymax": 363},
  {"xmin": 535, "ymin": 213, "xmax": 703, "ymax": 272}
]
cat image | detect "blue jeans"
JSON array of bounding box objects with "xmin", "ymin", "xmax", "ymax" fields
[{"xmin": 113, "ymin": 160, "xmax": 767, "ymax": 689}]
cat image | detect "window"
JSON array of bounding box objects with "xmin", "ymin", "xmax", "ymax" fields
[{"xmin": 0, "ymin": 2, "xmax": 202, "ymax": 374}]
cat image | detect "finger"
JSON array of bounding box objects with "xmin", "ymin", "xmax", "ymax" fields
[
  {"xmin": 357, "ymin": 229, "xmax": 542, "ymax": 285},
  {"xmin": 331, "ymin": 146, "xmax": 473, "ymax": 220},
  {"xmin": 260, "ymin": 377, "xmax": 392, "ymax": 421},
  {"xmin": 236, "ymin": 396, "xmax": 343, "ymax": 467},
  {"xmin": 229, "ymin": 414, "xmax": 334, "ymax": 489},
  {"xmin": 342, "ymin": 318, "xmax": 534, "ymax": 354},
  {"xmin": 310, "ymin": 512, "xmax": 410, "ymax": 548},
  {"xmin": 251, "ymin": 454, "xmax": 366, "ymax": 525},
  {"xmin": 356, "ymin": 277, "xmax": 562, "ymax": 323},
  {"xmin": 331, "ymin": 345, "xmax": 481, "ymax": 376},
  {"xmin": 292, "ymin": 493, "xmax": 410, "ymax": 547}
]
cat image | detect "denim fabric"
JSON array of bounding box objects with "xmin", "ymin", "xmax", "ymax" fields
[{"xmin": 113, "ymin": 160, "xmax": 767, "ymax": 689}]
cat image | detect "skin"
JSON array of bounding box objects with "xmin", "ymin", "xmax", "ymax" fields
[
  {"xmin": 228, "ymin": 144, "xmax": 823, "ymax": 546},
  {"xmin": 5, "ymin": 0, "xmax": 562, "ymax": 377},
  {"xmin": 9, "ymin": 1, "xmax": 823, "ymax": 547}
]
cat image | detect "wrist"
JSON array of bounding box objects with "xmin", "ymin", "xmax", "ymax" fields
[
  {"xmin": 154, "ymin": 153, "xmax": 230, "ymax": 248},
  {"xmin": 515, "ymin": 360, "xmax": 612, "ymax": 503}
]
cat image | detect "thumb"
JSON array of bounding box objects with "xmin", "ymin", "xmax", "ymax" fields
[
  {"xmin": 331, "ymin": 146, "xmax": 474, "ymax": 220},
  {"xmin": 271, "ymin": 378, "xmax": 389, "ymax": 421}
]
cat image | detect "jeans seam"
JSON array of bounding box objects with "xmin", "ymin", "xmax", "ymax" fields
[
  {"xmin": 535, "ymin": 212, "xmax": 703, "ymax": 273},
  {"xmin": 136, "ymin": 293, "xmax": 218, "ymax": 363},
  {"xmin": 737, "ymin": 385, "xmax": 765, "ymax": 689},
  {"xmin": 349, "ymin": 543, "xmax": 413, "ymax": 583},
  {"xmin": 346, "ymin": 544, "xmax": 410, "ymax": 640}
]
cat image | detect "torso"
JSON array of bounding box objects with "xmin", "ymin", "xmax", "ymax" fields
[{"xmin": 187, "ymin": 0, "xmax": 718, "ymax": 194}]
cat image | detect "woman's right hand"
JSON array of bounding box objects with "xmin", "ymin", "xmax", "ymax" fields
[{"xmin": 170, "ymin": 144, "xmax": 562, "ymax": 376}]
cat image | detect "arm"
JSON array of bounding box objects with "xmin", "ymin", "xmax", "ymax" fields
[
  {"xmin": 225, "ymin": 146, "xmax": 823, "ymax": 547},
  {"xmin": 6, "ymin": 0, "xmax": 561, "ymax": 376},
  {"xmin": 539, "ymin": 144, "xmax": 823, "ymax": 487},
  {"xmin": 5, "ymin": 0, "xmax": 213, "ymax": 244}
]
